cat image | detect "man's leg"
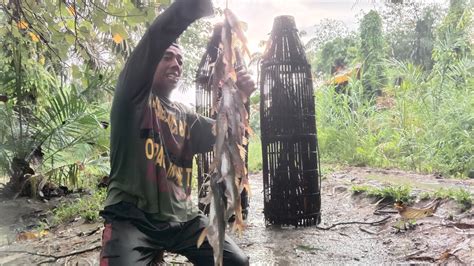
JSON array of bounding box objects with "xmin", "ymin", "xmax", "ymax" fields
[
  {"xmin": 240, "ymin": 187, "xmax": 249, "ymax": 220},
  {"xmin": 183, "ymin": 235, "xmax": 249, "ymax": 266},
  {"xmin": 170, "ymin": 214, "xmax": 249, "ymax": 266},
  {"xmin": 100, "ymin": 220, "xmax": 164, "ymax": 266}
]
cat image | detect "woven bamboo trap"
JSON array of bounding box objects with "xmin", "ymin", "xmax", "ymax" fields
[{"xmin": 259, "ymin": 16, "xmax": 321, "ymax": 227}]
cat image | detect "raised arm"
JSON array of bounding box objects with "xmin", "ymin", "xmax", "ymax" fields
[{"xmin": 114, "ymin": 0, "xmax": 213, "ymax": 106}]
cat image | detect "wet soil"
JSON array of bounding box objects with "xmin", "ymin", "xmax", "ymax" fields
[{"xmin": 0, "ymin": 167, "xmax": 473, "ymax": 265}]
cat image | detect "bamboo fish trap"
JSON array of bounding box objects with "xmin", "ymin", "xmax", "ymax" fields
[{"xmin": 259, "ymin": 16, "xmax": 321, "ymax": 227}]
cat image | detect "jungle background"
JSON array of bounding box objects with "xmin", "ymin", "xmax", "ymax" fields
[{"xmin": 0, "ymin": 0, "xmax": 473, "ymax": 264}]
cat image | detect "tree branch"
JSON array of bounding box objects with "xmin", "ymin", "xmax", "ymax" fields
[
  {"xmin": 0, "ymin": 3, "xmax": 67, "ymax": 67},
  {"xmin": 316, "ymin": 216, "xmax": 391, "ymax": 230}
]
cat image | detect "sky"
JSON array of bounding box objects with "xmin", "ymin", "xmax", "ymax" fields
[{"xmin": 171, "ymin": 0, "xmax": 446, "ymax": 105}]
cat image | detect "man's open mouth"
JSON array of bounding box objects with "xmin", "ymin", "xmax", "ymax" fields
[{"xmin": 166, "ymin": 73, "xmax": 179, "ymax": 82}]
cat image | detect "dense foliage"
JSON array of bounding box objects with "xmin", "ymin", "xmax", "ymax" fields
[
  {"xmin": 306, "ymin": 19, "xmax": 357, "ymax": 76},
  {"xmin": 313, "ymin": 1, "xmax": 473, "ymax": 177},
  {"xmin": 313, "ymin": 36, "xmax": 358, "ymax": 75},
  {"xmin": 0, "ymin": 0, "xmax": 210, "ymax": 195},
  {"xmin": 380, "ymin": 1, "xmax": 444, "ymax": 70},
  {"xmin": 359, "ymin": 10, "xmax": 386, "ymax": 98}
]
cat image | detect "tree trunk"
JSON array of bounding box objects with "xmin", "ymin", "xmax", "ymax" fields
[{"xmin": 1, "ymin": 157, "xmax": 35, "ymax": 197}]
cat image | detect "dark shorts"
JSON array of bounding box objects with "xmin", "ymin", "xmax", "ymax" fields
[{"xmin": 99, "ymin": 202, "xmax": 248, "ymax": 266}]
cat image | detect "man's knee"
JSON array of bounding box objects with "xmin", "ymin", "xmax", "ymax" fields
[
  {"xmin": 227, "ymin": 251, "xmax": 249, "ymax": 266},
  {"xmin": 224, "ymin": 241, "xmax": 249, "ymax": 266},
  {"xmin": 100, "ymin": 221, "xmax": 160, "ymax": 265}
]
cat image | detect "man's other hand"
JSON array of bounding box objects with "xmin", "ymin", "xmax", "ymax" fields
[{"xmin": 236, "ymin": 67, "xmax": 256, "ymax": 102}]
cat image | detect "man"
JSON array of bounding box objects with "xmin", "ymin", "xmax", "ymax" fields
[{"xmin": 99, "ymin": 0, "xmax": 254, "ymax": 265}]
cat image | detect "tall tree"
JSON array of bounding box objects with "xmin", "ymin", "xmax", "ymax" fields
[
  {"xmin": 313, "ymin": 36, "xmax": 358, "ymax": 76},
  {"xmin": 359, "ymin": 10, "xmax": 386, "ymax": 98},
  {"xmin": 432, "ymin": 0, "xmax": 473, "ymax": 91},
  {"xmin": 305, "ymin": 19, "xmax": 355, "ymax": 77},
  {"xmin": 380, "ymin": 1, "xmax": 443, "ymax": 70},
  {"xmin": 412, "ymin": 7, "xmax": 440, "ymax": 70}
]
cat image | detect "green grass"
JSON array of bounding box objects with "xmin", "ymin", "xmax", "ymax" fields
[
  {"xmin": 364, "ymin": 174, "xmax": 446, "ymax": 191},
  {"xmin": 53, "ymin": 188, "xmax": 106, "ymax": 225},
  {"xmin": 432, "ymin": 188, "xmax": 473, "ymax": 210},
  {"xmin": 351, "ymin": 184, "xmax": 413, "ymax": 203},
  {"xmin": 319, "ymin": 163, "xmax": 343, "ymax": 180},
  {"xmin": 352, "ymin": 184, "xmax": 473, "ymax": 211},
  {"xmin": 248, "ymin": 136, "xmax": 262, "ymax": 173},
  {"xmin": 315, "ymin": 60, "xmax": 474, "ymax": 177}
]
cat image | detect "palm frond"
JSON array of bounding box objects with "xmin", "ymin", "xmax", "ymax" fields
[{"xmin": 23, "ymin": 85, "xmax": 109, "ymax": 186}]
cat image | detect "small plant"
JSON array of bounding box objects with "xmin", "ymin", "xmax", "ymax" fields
[
  {"xmin": 351, "ymin": 184, "xmax": 413, "ymax": 203},
  {"xmin": 350, "ymin": 185, "xmax": 372, "ymax": 194},
  {"xmin": 371, "ymin": 185, "xmax": 412, "ymax": 203},
  {"xmin": 53, "ymin": 188, "xmax": 106, "ymax": 225},
  {"xmin": 433, "ymin": 187, "xmax": 473, "ymax": 210},
  {"xmin": 452, "ymin": 189, "xmax": 472, "ymax": 210},
  {"xmin": 320, "ymin": 164, "xmax": 342, "ymax": 178},
  {"xmin": 419, "ymin": 192, "xmax": 432, "ymax": 200}
]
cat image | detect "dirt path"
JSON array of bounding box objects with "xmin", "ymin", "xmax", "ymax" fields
[{"xmin": 0, "ymin": 167, "xmax": 473, "ymax": 265}]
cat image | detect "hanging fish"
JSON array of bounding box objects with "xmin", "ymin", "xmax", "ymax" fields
[{"xmin": 197, "ymin": 8, "xmax": 251, "ymax": 266}]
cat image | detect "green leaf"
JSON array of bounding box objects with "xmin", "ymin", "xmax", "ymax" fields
[
  {"xmin": 57, "ymin": 44, "xmax": 69, "ymax": 59},
  {"xmin": 66, "ymin": 19, "xmax": 76, "ymax": 31},
  {"xmin": 107, "ymin": 5, "xmax": 126, "ymax": 16},
  {"xmin": 78, "ymin": 49, "xmax": 89, "ymax": 61},
  {"xmin": 111, "ymin": 24, "xmax": 128, "ymax": 40},
  {"xmin": 11, "ymin": 25, "xmax": 21, "ymax": 38},
  {"xmin": 98, "ymin": 22, "xmax": 110, "ymax": 33},
  {"xmin": 72, "ymin": 65, "xmax": 81, "ymax": 80},
  {"xmin": 127, "ymin": 16, "xmax": 146, "ymax": 26},
  {"xmin": 79, "ymin": 25, "xmax": 90, "ymax": 34},
  {"xmin": 78, "ymin": 23, "xmax": 93, "ymax": 39},
  {"xmin": 126, "ymin": 9, "xmax": 147, "ymax": 26},
  {"xmin": 44, "ymin": 1, "xmax": 56, "ymax": 13},
  {"xmin": 92, "ymin": 11, "xmax": 106, "ymax": 30},
  {"xmin": 145, "ymin": 7, "xmax": 157, "ymax": 22},
  {"xmin": 51, "ymin": 31, "xmax": 64, "ymax": 44},
  {"xmin": 81, "ymin": 77, "xmax": 88, "ymax": 87},
  {"xmin": 157, "ymin": 0, "xmax": 171, "ymax": 5},
  {"xmin": 65, "ymin": 33, "xmax": 75, "ymax": 46},
  {"xmin": 124, "ymin": 1, "xmax": 135, "ymax": 10}
]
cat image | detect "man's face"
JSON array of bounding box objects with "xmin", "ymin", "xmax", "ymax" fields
[{"xmin": 152, "ymin": 45, "xmax": 183, "ymax": 96}]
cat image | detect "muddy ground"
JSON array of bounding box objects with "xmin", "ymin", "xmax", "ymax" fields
[{"xmin": 0, "ymin": 167, "xmax": 473, "ymax": 265}]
